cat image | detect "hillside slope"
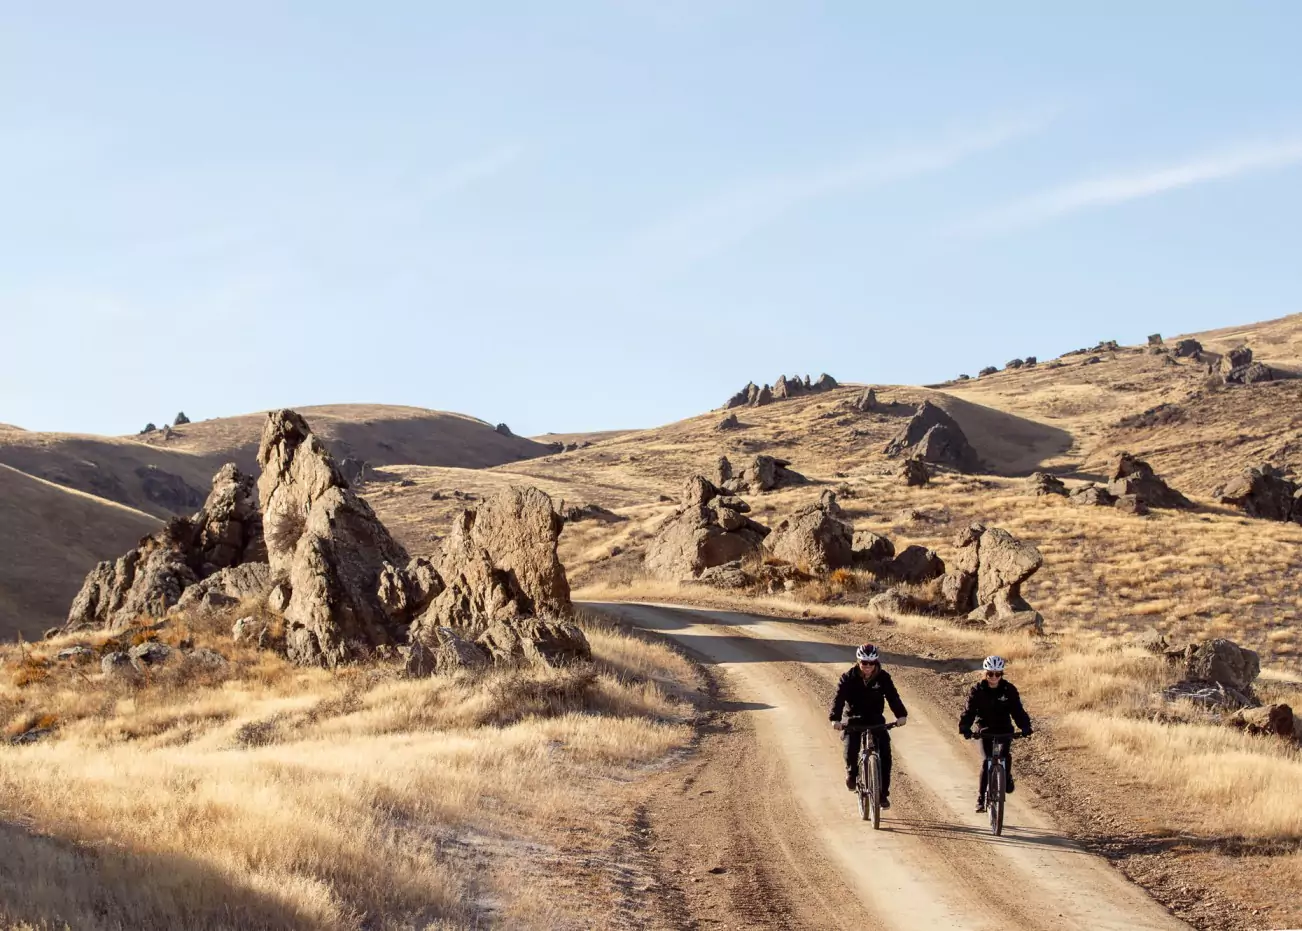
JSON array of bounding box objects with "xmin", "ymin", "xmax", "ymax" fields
[
  {"xmin": 0, "ymin": 465, "xmax": 160, "ymax": 639},
  {"xmin": 0, "ymin": 404, "xmax": 552, "ymax": 520}
]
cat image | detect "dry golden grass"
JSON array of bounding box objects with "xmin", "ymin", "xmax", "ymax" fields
[{"xmin": 0, "ymin": 607, "xmax": 700, "ymax": 930}]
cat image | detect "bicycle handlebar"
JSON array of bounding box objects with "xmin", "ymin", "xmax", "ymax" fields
[
  {"xmin": 841, "ymin": 720, "xmax": 901, "ymax": 731},
  {"xmin": 965, "ymin": 730, "xmax": 1030, "ymax": 740}
]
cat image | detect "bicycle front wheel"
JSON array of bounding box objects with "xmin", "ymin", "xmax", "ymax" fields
[
  {"xmin": 989, "ymin": 764, "xmax": 1005, "ymax": 836},
  {"xmin": 867, "ymin": 752, "xmax": 882, "ymax": 830}
]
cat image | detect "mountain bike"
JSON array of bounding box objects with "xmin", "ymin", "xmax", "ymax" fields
[
  {"xmin": 848, "ymin": 720, "xmax": 899, "ymax": 829},
  {"xmin": 968, "ymin": 730, "xmax": 1028, "ymax": 836}
]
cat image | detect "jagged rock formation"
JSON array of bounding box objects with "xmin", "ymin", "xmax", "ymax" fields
[
  {"xmin": 978, "ymin": 366, "xmax": 997, "ymax": 377},
  {"xmin": 716, "ymin": 413, "xmax": 742, "ymax": 431},
  {"xmin": 1216, "ymin": 464, "xmax": 1301, "ymax": 522},
  {"xmin": 174, "ymin": 411, "xmax": 191, "ymax": 425},
  {"xmin": 764, "ymin": 492, "xmax": 854, "ymax": 573},
  {"xmin": 883, "ymin": 401, "xmax": 980, "ymax": 473},
  {"xmin": 722, "ymin": 374, "xmax": 837, "ymax": 409},
  {"xmin": 942, "ymin": 523, "xmax": 1043, "ymax": 630},
  {"xmin": 722, "ymin": 455, "xmax": 806, "ymax": 494},
  {"xmin": 495, "ymin": 423, "xmax": 513, "ymax": 437},
  {"xmin": 644, "ymin": 476, "xmax": 770, "ymax": 580},
  {"xmin": 1026, "ymin": 472, "xmax": 1067, "ymax": 497},
  {"xmin": 1107, "ymin": 453, "xmax": 1193, "ymax": 509},
  {"xmin": 1220, "ymin": 346, "xmax": 1253, "ymax": 373},
  {"xmin": 1070, "ymin": 483, "xmax": 1116, "ymax": 507},
  {"xmin": 1173, "ymin": 338, "xmax": 1203, "ymax": 359},
  {"xmin": 1147, "ymin": 334, "xmax": 1163, "ymax": 347},
  {"xmin": 65, "ymin": 465, "xmax": 268, "ymax": 631},
  {"xmin": 854, "ymin": 388, "xmax": 877, "ymax": 412}
]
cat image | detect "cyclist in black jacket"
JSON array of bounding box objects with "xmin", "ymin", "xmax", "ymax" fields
[
  {"xmin": 959, "ymin": 655, "xmax": 1033, "ymax": 812},
  {"xmin": 829, "ymin": 643, "xmax": 907, "ymax": 807}
]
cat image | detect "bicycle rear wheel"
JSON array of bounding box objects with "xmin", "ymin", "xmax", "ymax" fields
[
  {"xmin": 867, "ymin": 752, "xmax": 882, "ymax": 830},
  {"xmin": 989, "ymin": 763, "xmax": 1004, "ymax": 836}
]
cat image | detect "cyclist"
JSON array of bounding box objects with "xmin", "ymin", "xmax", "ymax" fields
[
  {"xmin": 959, "ymin": 655, "xmax": 1033, "ymax": 813},
  {"xmin": 830, "ymin": 643, "xmax": 908, "ymax": 808}
]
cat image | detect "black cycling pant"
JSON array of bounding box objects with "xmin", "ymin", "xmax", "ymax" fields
[
  {"xmin": 844, "ymin": 728, "xmax": 892, "ymax": 798},
  {"xmin": 978, "ymin": 736, "xmax": 1013, "ymax": 798}
]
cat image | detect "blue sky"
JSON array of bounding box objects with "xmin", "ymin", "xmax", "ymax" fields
[{"xmin": 4, "ymin": 3, "xmax": 1302, "ymax": 437}]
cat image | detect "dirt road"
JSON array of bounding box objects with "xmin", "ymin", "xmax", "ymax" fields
[{"xmin": 594, "ymin": 602, "xmax": 1191, "ymax": 931}]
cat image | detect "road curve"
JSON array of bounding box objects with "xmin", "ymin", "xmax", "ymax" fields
[{"xmin": 592, "ymin": 602, "xmax": 1190, "ymax": 931}]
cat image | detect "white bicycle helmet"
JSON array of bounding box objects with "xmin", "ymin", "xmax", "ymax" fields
[
  {"xmin": 856, "ymin": 643, "xmax": 879, "ymax": 663},
  {"xmin": 982, "ymin": 655, "xmax": 1006, "ymax": 672}
]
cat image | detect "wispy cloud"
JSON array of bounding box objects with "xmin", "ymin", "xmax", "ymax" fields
[
  {"xmin": 618, "ymin": 113, "xmax": 1053, "ymax": 279},
  {"xmin": 962, "ymin": 138, "xmax": 1302, "ymax": 235},
  {"xmin": 409, "ymin": 145, "xmax": 523, "ymax": 205}
]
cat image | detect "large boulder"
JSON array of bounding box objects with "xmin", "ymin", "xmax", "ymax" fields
[
  {"xmin": 1173, "ymin": 339, "xmax": 1203, "ymax": 359},
  {"xmin": 884, "ymin": 401, "xmax": 979, "ymax": 473},
  {"xmin": 1220, "ymin": 345, "xmax": 1253, "ymax": 373},
  {"xmin": 941, "ymin": 523, "xmax": 1043, "ymax": 623},
  {"xmin": 1216, "ymin": 465, "xmax": 1299, "ymax": 522},
  {"xmin": 890, "ymin": 545, "xmax": 945, "ymax": 583},
  {"xmin": 724, "ymin": 455, "xmax": 806, "ymax": 494},
  {"xmin": 478, "ymin": 618, "xmax": 591, "ymax": 667},
  {"xmin": 65, "ymin": 464, "xmax": 268, "ymax": 631},
  {"xmin": 764, "ymin": 493, "xmax": 854, "ymax": 573},
  {"xmin": 1070, "ymin": 483, "xmax": 1116, "ymax": 507},
  {"xmin": 1026, "ymin": 472, "xmax": 1067, "ymax": 497},
  {"xmin": 1225, "ymin": 361, "xmax": 1274, "ymax": 384},
  {"xmin": 1107, "ymin": 453, "xmax": 1192, "ymax": 510},
  {"xmin": 852, "ymin": 530, "xmax": 895, "ymax": 565},
  {"xmin": 645, "ymin": 476, "xmax": 770, "ymax": 581},
  {"xmin": 854, "ymin": 388, "xmax": 877, "ymax": 413},
  {"xmin": 258, "ymin": 410, "xmax": 414, "ymax": 667},
  {"xmin": 1184, "ymin": 638, "xmax": 1260, "ymax": 694},
  {"xmin": 897, "ymin": 457, "xmax": 929, "ymax": 487}
]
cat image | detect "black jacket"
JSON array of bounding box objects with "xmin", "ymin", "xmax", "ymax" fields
[
  {"xmin": 829, "ymin": 666, "xmax": 907, "ymax": 726},
  {"xmin": 958, "ymin": 679, "xmax": 1032, "ymax": 736}
]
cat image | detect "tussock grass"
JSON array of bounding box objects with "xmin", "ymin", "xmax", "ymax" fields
[{"xmin": 0, "ymin": 608, "xmax": 699, "ymax": 930}]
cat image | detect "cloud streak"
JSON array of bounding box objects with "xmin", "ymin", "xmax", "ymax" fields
[
  {"xmin": 963, "ymin": 138, "xmax": 1302, "ymax": 235},
  {"xmin": 620, "ymin": 113, "xmax": 1054, "ymax": 278}
]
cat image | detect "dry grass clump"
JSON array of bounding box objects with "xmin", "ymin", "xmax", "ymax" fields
[{"xmin": 0, "ymin": 606, "xmax": 700, "ymax": 930}]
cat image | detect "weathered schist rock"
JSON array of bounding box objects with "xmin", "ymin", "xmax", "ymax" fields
[
  {"xmin": 764, "ymin": 492, "xmax": 854, "ymax": 573},
  {"xmin": 1220, "ymin": 345, "xmax": 1253, "ymax": 374},
  {"xmin": 65, "ymin": 464, "xmax": 268, "ymax": 631},
  {"xmin": 1107, "ymin": 452, "xmax": 1193, "ymax": 510},
  {"xmin": 1173, "ymin": 338, "xmax": 1203, "ymax": 359},
  {"xmin": 897, "ymin": 457, "xmax": 929, "ymax": 487},
  {"xmin": 716, "ymin": 413, "xmax": 742, "ymax": 431},
  {"xmin": 409, "ymin": 485, "xmax": 589, "ymax": 667},
  {"xmin": 257, "ymin": 409, "xmax": 418, "ymax": 667},
  {"xmin": 1069, "ymin": 483, "xmax": 1116, "ymax": 508},
  {"xmin": 722, "ymin": 455, "xmax": 807, "ymax": 494},
  {"xmin": 1215, "ymin": 464, "xmax": 1301, "ymax": 523},
  {"xmin": 1026, "ymin": 472, "xmax": 1067, "ymax": 497},
  {"xmin": 883, "ymin": 401, "xmax": 980, "ymax": 473},
  {"xmin": 941, "ymin": 523, "xmax": 1044, "ymax": 631},
  {"xmin": 854, "ymin": 387, "xmax": 877, "ymax": 413},
  {"xmin": 644, "ymin": 476, "xmax": 770, "ymax": 581},
  {"xmin": 890, "ymin": 545, "xmax": 945, "ymax": 584},
  {"xmin": 722, "ymin": 373, "xmax": 837, "ymax": 409},
  {"xmin": 1163, "ymin": 639, "xmax": 1261, "ymax": 709},
  {"xmin": 1225, "ymin": 361, "xmax": 1274, "ymax": 384}
]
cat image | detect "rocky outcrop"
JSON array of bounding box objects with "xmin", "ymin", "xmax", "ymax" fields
[
  {"xmin": 897, "ymin": 457, "xmax": 929, "ymax": 487},
  {"xmin": 1026, "ymin": 472, "xmax": 1067, "ymax": 497},
  {"xmin": 941, "ymin": 523, "xmax": 1043, "ymax": 628},
  {"xmin": 978, "ymin": 366, "xmax": 998, "ymax": 377},
  {"xmin": 644, "ymin": 476, "xmax": 770, "ymax": 580},
  {"xmin": 174, "ymin": 563, "xmax": 271, "ymax": 614},
  {"xmin": 1220, "ymin": 346, "xmax": 1253, "ymax": 373},
  {"xmin": 1164, "ymin": 639, "xmax": 1262, "ymax": 709},
  {"xmin": 478, "ymin": 618, "xmax": 590, "ymax": 667},
  {"xmin": 1216, "ymin": 464, "xmax": 1300, "ymax": 522},
  {"xmin": 1225, "ymin": 361, "xmax": 1274, "ymax": 384},
  {"xmin": 257, "ymin": 409, "xmax": 414, "ymax": 667},
  {"xmin": 414, "ymin": 487, "xmax": 572, "ymax": 633},
  {"xmin": 1070, "ymin": 483, "xmax": 1116, "ymax": 507},
  {"xmin": 716, "ymin": 413, "xmax": 742, "ymax": 431},
  {"xmin": 722, "ymin": 374, "xmax": 838, "ymax": 409},
  {"xmin": 1107, "ymin": 453, "xmax": 1193, "ymax": 510},
  {"xmin": 854, "ymin": 388, "xmax": 877, "ymax": 413},
  {"xmin": 495, "ymin": 423, "xmax": 513, "ymax": 437},
  {"xmin": 560, "ymin": 503, "xmax": 626, "ymax": 524},
  {"xmin": 723, "ymin": 455, "xmax": 806, "ymax": 494},
  {"xmin": 764, "ymin": 493, "xmax": 854, "ymax": 573},
  {"xmin": 884, "ymin": 401, "xmax": 979, "ymax": 472},
  {"xmin": 1173, "ymin": 339, "xmax": 1203, "ymax": 359},
  {"xmin": 65, "ymin": 465, "xmax": 268, "ymax": 631},
  {"xmin": 1147, "ymin": 334, "xmax": 1163, "ymax": 347}
]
